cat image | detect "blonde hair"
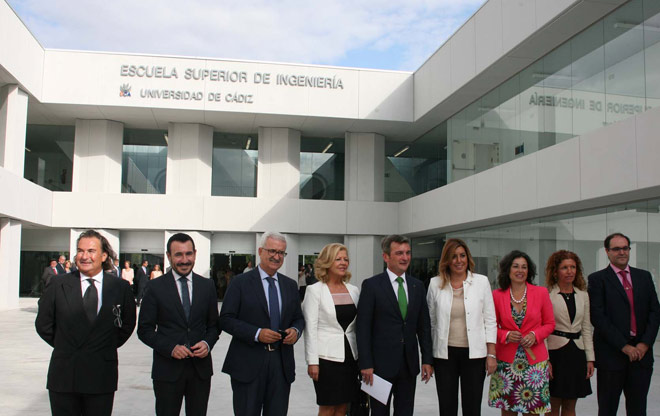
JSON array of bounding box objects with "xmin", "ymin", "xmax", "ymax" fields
[
  {"xmin": 314, "ymin": 243, "xmax": 351, "ymax": 283},
  {"xmin": 437, "ymin": 238, "xmax": 475, "ymax": 289}
]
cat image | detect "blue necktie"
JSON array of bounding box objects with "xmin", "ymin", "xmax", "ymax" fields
[
  {"xmin": 179, "ymin": 277, "xmax": 191, "ymax": 322},
  {"xmin": 266, "ymin": 276, "xmax": 281, "ymax": 331}
]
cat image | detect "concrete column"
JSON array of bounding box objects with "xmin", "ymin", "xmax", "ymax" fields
[
  {"xmin": 166, "ymin": 123, "xmax": 213, "ymax": 196},
  {"xmin": 345, "ymin": 132, "xmax": 385, "ymax": 202},
  {"xmin": 70, "ymin": 229, "xmax": 121, "ymax": 266},
  {"xmin": 72, "ymin": 120, "xmax": 123, "ymax": 193},
  {"xmin": 257, "ymin": 127, "xmax": 301, "ymax": 199},
  {"xmin": 0, "ymin": 218, "xmax": 22, "ymax": 310},
  {"xmin": 164, "ymin": 231, "xmax": 211, "ymax": 278},
  {"xmin": 344, "ymin": 235, "xmax": 383, "ymax": 286},
  {"xmin": 0, "ymin": 85, "xmax": 29, "ymax": 175}
]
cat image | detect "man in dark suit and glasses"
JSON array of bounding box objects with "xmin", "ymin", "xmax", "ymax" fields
[
  {"xmin": 220, "ymin": 231, "xmax": 305, "ymax": 416},
  {"xmin": 35, "ymin": 229, "xmax": 136, "ymax": 416},
  {"xmin": 55, "ymin": 254, "xmax": 67, "ymax": 275},
  {"xmin": 138, "ymin": 233, "xmax": 220, "ymax": 416},
  {"xmin": 357, "ymin": 234, "xmax": 433, "ymax": 416},
  {"xmin": 588, "ymin": 232, "xmax": 660, "ymax": 416}
]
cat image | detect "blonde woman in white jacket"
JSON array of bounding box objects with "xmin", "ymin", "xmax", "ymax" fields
[
  {"xmin": 302, "ymin": 243, "xmax": 360, "ymax": 416},
  {"xmin": 427, "ymin": 238, "xmax": 497, "ymax": 416}
]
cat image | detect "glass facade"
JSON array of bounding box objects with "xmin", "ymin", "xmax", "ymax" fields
[
  {"xmin": 412, "ymin": 198, "xmax": 660, "ymax": 295},
  {"xmin": 300, "ymin": 137, "xmax": 344, "ymax": 200},
  {"xmin": 212, "ymin": 132, "xmax": 257, "ymax": 197},
  {"xmin": 121, "ymin": 128, "xmax": 167, "ymax": 194},
  {"xmin": 399, "ymin": 0, "xmax": 660, "ymax": 199},
  {"xmin": 23, "ymin": 125, "xmax": 74, "ymax": 191}
]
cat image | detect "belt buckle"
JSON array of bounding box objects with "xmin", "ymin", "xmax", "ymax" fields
[{"xmin": 266, "ymin": 344, "xmax": 276, "ymax": 352}]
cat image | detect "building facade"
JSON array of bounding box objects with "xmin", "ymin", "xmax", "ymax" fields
[{"xmin": 1, "ymin": 0, "xmax": 660, "ymax": 309}]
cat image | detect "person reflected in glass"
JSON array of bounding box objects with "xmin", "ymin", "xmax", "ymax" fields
[
  {"xmin": 121, "ymin": 260, "xmax": 134, "ymax": 287},
  {"xmin": 150, "ymin": 264, "xmax": 163, "ymax": 279},
  {"xmin": 427, "ymin": 238, "xmax": 497, "ymax": 415},
  {"xmin": 488, "ymin": 250, "xmax": 555, "ymax": 415},
  {"xmin": 544, "ymin": 250, "xmax": 594, "ymax": 416},
  {"xmin": 302, "ymin": 243, "xmax": 360, "ymax": 416}
]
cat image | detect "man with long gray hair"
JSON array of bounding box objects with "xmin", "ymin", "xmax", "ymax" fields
[{"xmin": 220, "ymin": 231, "xmax": 305, "ymax": 416}]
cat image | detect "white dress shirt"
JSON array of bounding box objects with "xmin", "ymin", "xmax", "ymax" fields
[
  {"xmin": 80, "ymin": 270, "xmax": 104, "ymax": 313},
  {"xmin": 386, "ymin": 268, "xmax": 409, "ymax": 300}
]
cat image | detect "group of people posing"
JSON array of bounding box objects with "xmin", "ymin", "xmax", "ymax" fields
[{"xmin": 35, "ymin": 230, "xmax": 659, "ymax": 416}]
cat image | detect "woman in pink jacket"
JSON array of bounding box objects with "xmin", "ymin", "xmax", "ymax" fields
[{"xmin": 488, "ymin": 250, "xmax": 555, "ymax": 415}]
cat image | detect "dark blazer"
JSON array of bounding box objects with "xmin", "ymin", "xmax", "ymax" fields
[
  {"xmin": 56, "ymin": 262, "xmax": 66, "ymax": 275},
  {"xmin": 356, "ymin": 272, "xmax": 433, "ymax": 379},
  {"xmin": 41, "ymin": 266, "xmax": 58, "ymax": 289},
  {"xmin": 588, "ymin": 266, "xmax": 660, "ymax": 370},
  {"xmin": 219, "ymin": 268, "xmax": 305, "ymax": 384},
  {"xmin": 136, "ymin": 267, "xmax": 149, "ymax": 295},
  {"xmin": 35, "ymin": 271, "xmax": 136, "ymax": 394},
  {"xmin": 137, "ymin": 271, "xmax": 220, "ymax": 382}
]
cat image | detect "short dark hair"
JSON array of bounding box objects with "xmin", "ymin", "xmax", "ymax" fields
[
  {"xmin": 497, "ymin": 250, "xmax": 537, "ymax": 289},
  {"xmin": 604, "ymin": 232, "xmax": 630, "ymax": 249},
  {"xmin": 381, "ymin": 235, "xmax": 411, "ymax": 254},
  {"xmin": 77, "ymin": 229, "xmax": 116, "ymax": 272},
  {"xmin": 167, "ymin": 233, "xmax": 196, "ymax": 254}
]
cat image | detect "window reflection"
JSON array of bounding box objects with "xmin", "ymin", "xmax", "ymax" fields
[
  {"xmin": 212, "ymin": 132, "xmax": 257, "ymax": 197},
  {"xmin": 23, "ymin": 125, "xmax": 74, "ymax": 191},
  {"xmin": 300, "ymin": 137, "xmax": 344, "ymax": 201},
  {"xmin": 121, "ymin": 128, "xmax": 167, "ymax": 194}
]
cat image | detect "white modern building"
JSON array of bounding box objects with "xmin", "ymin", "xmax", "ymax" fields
[{"xmin": 2, "ymin": 0, "xmax": 660, "ymax": 310}]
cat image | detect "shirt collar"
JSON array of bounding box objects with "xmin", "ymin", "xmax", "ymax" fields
[
  {"xmin": 610, "ymin": 263, "xmax": 631, "ymax": 275},
  {"xmin": 258, "ymin": 265, "xmax": 278, "ymax": 281},
  {"xmin": 386, "ymin": 268, "xmax": 405, "ymax": 283},
  {"xmin": 80, "ymin": 270, "xmax": 104, "ymax": 283},
  {"xmin": 172, "ymin": 269, "xmax": 191, "ymax": 281}
]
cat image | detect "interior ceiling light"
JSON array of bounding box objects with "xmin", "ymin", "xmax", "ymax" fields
[
  {"xmin": 321, "ymin": 142, "xmax": 333, "ymax": 153},
  {"xmin": 393, "ymin": 145, "xmax": 410, "ymax": 157}
]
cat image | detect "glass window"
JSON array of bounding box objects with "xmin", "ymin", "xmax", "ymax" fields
[
  {"xmin": 23, "ymin": 125, "xmax": 74, "ymax": 191},
  {"xmin": 300, "ymin": 137, "xmax": 344, "ymax": 200},
  {"xmin": 571, "ymin": 20, "xmax": 606, "ymax": 134},
  {"xmin": 121, "ymin": 129, "xmax": 167, "ymax": 194},
  {"xmin": 386, "ymin": 122, "xmax": 447, "ymax": 202},
  {"xmin": 643, "ymin": 0, "xmax": 660, "ymax": 109},
  {"xmin": 212, "ymin": 133, "xmax": 257, "ymax": 197}
]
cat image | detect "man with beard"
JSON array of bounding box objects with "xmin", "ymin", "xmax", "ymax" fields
[
  {"xmin": 138, "ymin": 233, "xmax": 220, "ymax": 416},
  {"xmin": 220, "ymin": 231, "xmax": 305, "ymax": 416}
]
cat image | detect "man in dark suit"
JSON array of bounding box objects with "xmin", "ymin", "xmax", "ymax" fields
[
  {"xmin": 357, "ymin": 234, "xmax": 433, "ymax": 416},
  {"xmin": 138, "ymin": 233, "xmax": 220, "ymax": 416},
  {"xmin": 55, "ymin": 254, "xmax": 67, "ymax": 274},
  {"xmin": 35, "ymin": 230, "xmax": 136, "ymax": 416},
  {"xmin": 588, "ymin": 232, "xmax": 660, "ymax": 416},
  {"xmin": 220, "ymin": 231, "xmax": 305, "ymax": 416},
  {"xmin": 112, "ymin": 259, "xmax": 122, "ymax": 278},
  {"xmin": 135, "ymin": 259, "xmax": 149, "ymax": 305},
  {"xmin": 41, "ymin": 259, "xmax": 59, "ymax": 289}
]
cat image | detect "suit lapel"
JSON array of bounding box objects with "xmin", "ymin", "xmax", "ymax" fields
[
  {"xmin": 378, "ymin": 272, "xmax": 401, "ymax": 320},
  {"xmin": 279, "ymin": 274, "xmax": 289, "ymax": 323},
  {"xmin": 605, "ymin": 267, "xmax": 629, "ymax": 304},
  {"xmin": 549, "ymin": 286, "xmax": 569, "ymax": 328},
  {"xmin": 406, "ymin": 276, "xmax": 417, "ymax": 321},
  {"xmin": 62, "ymin": 272, "xmax": 92, "ymax": 341},
  {"xmin": 98, "ymin": 273, "xmax": 118, "ymax": 328},
  {"xmin": 250, "ymin": 269, "xmax": 269, "ymax": 316}
]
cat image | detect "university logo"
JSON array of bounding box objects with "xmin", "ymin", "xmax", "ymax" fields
[{"xmin": 119, "ymin": 84, "xmax": 132, "ymax": 97}]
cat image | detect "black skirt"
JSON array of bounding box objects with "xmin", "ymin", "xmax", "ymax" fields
[{"xmin": 548, "ymin": 340, "xmax": 592, "ymax": 399}]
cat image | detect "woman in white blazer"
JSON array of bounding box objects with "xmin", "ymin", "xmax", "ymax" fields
[
  {"xmin": 302, "ymin": 243, "xmax": 360, "ymax": 416},
  {"xmin": 427, "ymin": 238, "xmax": 497, "ymax": 416},
  {"xmin": 545, "ymin": 250, "xmax": 594, "ymax": 416}
]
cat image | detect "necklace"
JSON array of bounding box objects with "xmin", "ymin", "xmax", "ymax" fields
[
  {"xmin": 510, "ymin": 286, "xmax": 527, "ymax": 304},
  {"xmin": 560, "ymin": 291, "xmax": 573, "ymax": 301}
]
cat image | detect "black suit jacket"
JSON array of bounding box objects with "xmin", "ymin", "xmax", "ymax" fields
[
  {"xmin": 219, "ymin": 268, "xmax": 305, "ymax": 384},
  {"xmin": 137, "ymin": 271, "xmax": 220, "ymax": 382},
  {"xmin": 356, "ymin": 272, "xmax": 433, "ymax": 379},
  {"xmin": 41, "ymin": 266, "xmax": 58, "ymax": 289},
  {"xmin": 35, "ymin": 272, "xmax": 136, "ymax": 394},
  {"xmin": 588, "ymin": 265, "xmax": 660, "ymax": 370},
  {"xmin": 56, "ymin": 263, "xmax": 66, "ymax": 275}
]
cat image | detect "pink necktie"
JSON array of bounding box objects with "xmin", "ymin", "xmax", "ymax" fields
[
  {"xmin": 53, "ymin": 267, "xmax": 58, "ymax": 275},
  {"xmin": 619, "ymin": 270, "xmax": 636, "ymax": 336}
]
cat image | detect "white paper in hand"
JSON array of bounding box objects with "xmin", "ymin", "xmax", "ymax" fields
[{"xmin": 360, "ymin": 374, "xmax": 392, "ymax": 405}]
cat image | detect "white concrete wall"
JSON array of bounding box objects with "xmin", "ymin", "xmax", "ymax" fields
[
  {"xmin": 0, "ymin": 85, "xmax": 28, "ymax": 175},
  {"xmin": 0, "ymin": 218, "xmax": 21, "ymax": 310},
  {"xmin": 0, "ymin": 1, "xmax": 45, "ymax": 97},
  {"xmin": 72, "ymin": 120, "xmax": 123, "ymax": 193},
  {"xmin": 166, "ymin": 123, "xmax": 213, "ymax": 196},
  {"xmin": 0, "ymin": 165, "xmax": 52, "ymax": 226}
]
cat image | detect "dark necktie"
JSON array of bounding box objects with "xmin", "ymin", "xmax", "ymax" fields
[
  {"xmin": 266, "ymin": 276, "xmax": 281, "ymax": 331},
  {"xmin": 179, "ymin": 277, "xmax": 191, "ymax": 322},
  {"xmin": 83, "ymin": 278, "xmax": 98, "ymax": 323},
  {"xmin": 396, "ymin": 276, "xmax": 408, "ymax": 320},
  {"xmin": 619, "ymin": 270, "xmax": 636, "ymax": 336}
]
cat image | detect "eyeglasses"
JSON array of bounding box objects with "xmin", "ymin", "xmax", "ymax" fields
[
  {"xmin": 608, "ymin": 246, "xmax": 631, "ymax": 253},
  {"xmin": 263, "ymin": 248, "xmax": 287, "ymax": 257},
  {"xmin": 112, "ymin": 305, "xmax": 122, "ymax": 328}
]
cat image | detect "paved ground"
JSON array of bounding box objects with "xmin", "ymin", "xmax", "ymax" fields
[{"xmin": 2, "ymin": 298, "xmax": 659, "ymax": 415}]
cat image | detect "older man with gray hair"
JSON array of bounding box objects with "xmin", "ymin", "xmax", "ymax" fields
[{"xmin": 220, "ymin": 232, "xmax": 305, "ymax": 416}]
